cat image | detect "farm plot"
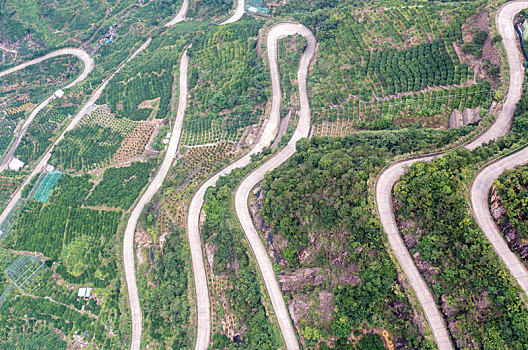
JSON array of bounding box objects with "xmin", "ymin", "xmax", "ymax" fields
[
  {"xmin": 179, "ymin": 141, "xmax": 237, "ymax": 182},
  {"xmin": 312, "ymin": 82, "xmax": 491, "ymax": 136},
  {"xmin": 182, "ymin": 20, "xmax": 269, "ymax": 146},
  {"xmin": 102, "ymin": 43, "xmax": 181, "ymax": 122},
  {"xmin": 5, "ymin": 199, "xmax": 122, "ymax": 283},
  {"xmin": 29, "ymin": 170, "xmax": 63, "ymax": 203},
  {"xmin": 0, "ymin": 55, "xmax": 81, "ymax": 105},
  {"xmin": 84, "ymin": 160, "xmax": 156, "ymax": 210},
  {"xmin": 5, "ymin": 255, "xmax": 49, "ymax": 295},
  {"xmin": 13, "ymin": 84, "xmax": 91, "ymax": 169},
  {"xmin": 309, "ymin": 2, "xmax": 497, "ymax": 133},
  {"xmin": 15, "ymin": 105, "xmax": 77, "ymax": 165},
  {"xmin": 0, "ymin": 54, "xmax": 79, "ymax": 159},
  {"xmin": 53, "ymin": 107, "xmax": 139, "ymax": 171},
  {"xmin": 278, "ymin": 34, "xmax": 305, "ymax": 112},
  {"xmin": 180, "ymin": 108, "xmax": 264, "ymax": 146},
  {"xmin": 113, "ymin": 120, "xmax": 157, "ymax": 163},
  {"xmin": 0, "ymin": 172, "xmax": 24, "ymax": 212}
]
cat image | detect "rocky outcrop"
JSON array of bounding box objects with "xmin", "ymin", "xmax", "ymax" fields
[
  {"xmin": 448, "ymin": 107, "xmax": 481, "ymax": 128},
  {"xmin": 490, "ymin": 187, "xmax": 528, "ymax": 261},
  {"xmin": 279, "ymin": 267, "xmax": 330, "ymax": 293}
]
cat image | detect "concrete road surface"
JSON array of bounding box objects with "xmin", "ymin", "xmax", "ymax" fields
[
  {"xmin": 165, "ymin": 0, "xmax": 189, "ymax": 26},
  {"xmin": 471, "ymin": 147, "xmax": 528, "ymax": 296},
  {"xmin": 0, "ymin": 39, "xmax": 151, "ymax": 229},
  {"xmin": 0, "ymin": 48, "xmax": 94, "ymax": 172},
  {"xmin": 186, "ymin": 22, "xmax": 315, "ymax": 350},
  {"xmin": 374, "ymin": 2, "xmax": 528, "ymax": 349},
  {"xmin": 0, "ymin": 48, "xmax": 93, "ymax": 88},
  {"xmin": 468, "ymin": 0, "xmax": 528, "ymax": 300},
  {"xmin": 234, "ymin": 23, "xmax": 316, "ymax": 350},
  {"xmin": 221, "ymin": 0, "xmax": 245, "ymax": 25},
  {"xmin": 123, "ymin": 47, "xmax": 189, "ymax": 350}
]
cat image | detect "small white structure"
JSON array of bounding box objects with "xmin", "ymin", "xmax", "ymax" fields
[
  {"xmin": 8, "ymin": 158, "xmax": 25, "ymax": 171},
  {"xmin": 54, "ymin": 89, "xmax": 64, "ymax": 98},
  {"xmin": 77, "ymin": 287, "xmax": 93, "ymax": 298},
  {"xmin": 45, "ymin": 164, "xmax": 55, "ymax": 172},
  {"xmin": 85, "ymin": 105, "xmax": 95, "ymax": 115}
]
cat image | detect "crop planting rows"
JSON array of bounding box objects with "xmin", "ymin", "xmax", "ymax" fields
[
  {"xmin": 311, "ymin": 3, "xmax": 488, "ymax": 132},
  {"xmin": 16, "ymin": 104, "xmax": 77, "ymax": 165},
  {"xmin": 278, "ymin": 35, "xmax": 304, "ymax": 111},
  {"xmin": 0, "ymin": 56, "xmax": 78, "ymax": 98},
  {"xmin": 78, "ymin": 106, "xmax": 139, "ymax": 135},
  {"xmin": 3, "ymin": 102, "xmax": 33, "ymax": 117},
  {"xmin": 113, "ymin": 121, "xmax": 157, "ymax": 163},
  {"xmin": 0, "ymin": 284, "xmax": 14, "ymax": 309},
  {"xmin": 180, "ymin": 141, "xmax": 236, "ymax": 178},
  {"xmin": 184, "ymin": 22, "xmax": 269, "ymax": 147},
  {"xmin": 312, "ymin": 81, "xmax": 491, "ymax": 135},
  {"xmin": 0, "ymin": 175, "xmax": 24, "ymax": 212},
  {"xmin": 54, "ymin": 107, "xmax": 140, "ymax": 171},
  {"xmin": 103, "ymin": 70, "xmax": 174, "ymax": 122},
  {"xmin": 152, "ymin": 141, "xmax": 239, "ymax": 240},
  {"xmin": 156, "ymin": 189, "xmax": 186, "ymax": 236},
  {"xmin": 181, "ymin": 111, "xmax": 263, "ymax": 146}
]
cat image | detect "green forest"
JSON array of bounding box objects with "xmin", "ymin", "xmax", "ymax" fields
[
  {"xmin": 140, "ymin": 229, "xmax": 192, "ymax": 348},
  {"xmin": 493, "ymin": 165, "xmax": 528, "ymax": 246},
  {"xmin": 395, "ymin": 150, "xmax": 528, "ymax": 349},
  {"xmin": 392, "ymin": 81, "xmax": 528, "ymax": 348},
  {"xmin": 258, "ymin": 126, "xmax": 474, "ymax": 348}
]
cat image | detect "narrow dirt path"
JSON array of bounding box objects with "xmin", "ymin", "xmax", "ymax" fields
[
  {"xmin": 374, "ymin": 2, "xmax": 528, "ymax": 349},
  {"xmin": 123, "ymin": 47, "xmax": 189, "ymax": 350}
]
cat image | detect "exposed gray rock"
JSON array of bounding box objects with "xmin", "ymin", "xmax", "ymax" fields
[{"xmin": 449, "ymin": 107, "xmax": 481, "ymax": 128}]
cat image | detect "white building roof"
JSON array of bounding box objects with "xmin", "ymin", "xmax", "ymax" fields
[
  {"xmin": 77, "ymin": 287, "xmax": 93, "ymax": 298},
  {"xmin": 54, "ymin": 89, "xmax": 64, "ymax": 98},
  {"xmin": 85, "ymin": 105, "xmax": 95, "ymax": 115},
  {"xmin": 8, "ymin": 158, "xmax": 25, "ymax": 171}
]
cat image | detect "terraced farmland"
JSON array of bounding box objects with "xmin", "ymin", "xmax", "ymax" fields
[
  {"xmin": 53, "ymin": 107, "xmax": 139, "ymax": 171},
  {"xmin": 182, "ymin": 20, "xmax": 269, "ymax": 146},
  {"xmin": 309, "ymin": 3, "xmax": 498, "ymax": 135}
]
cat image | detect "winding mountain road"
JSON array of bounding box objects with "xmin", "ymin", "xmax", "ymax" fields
[
  {"xmin": 0, "ymin": 48, "xmax": 94, "ymax": 172},
  {"xmin": 187, "ymin": 22, "xmax": 315, "ymax": 350},
  {"xmin": 0, "ymin": 39, "xmax": 151, "ymax": 228},
  {"xmin": 0, "ymin": 48, "xmax": 93, "ymax": 87},
  {"xmin": 470, "ymin": 148, "xmax": 528, "ymax": 296},
  {"xmin": 469, "ymin": 0, "xmax": 528, "ymax": 297},
  {"xmin": 234, "ymin": 23, "xmax": 316, "ymax": 350},
  {"xmin": 375, "ymin": 2, "xmax": 528, "ymax": 349},
  {"xmin": 165, "ymin": 0, "xmax": 189, "ymax": 26},
  {"xmin": 221, "ymin": 0, "xmax": 245, "ymax": 25},
  {"xmin": 124, "ymin": 47, "xmax": 189, "ymax": 350}
]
